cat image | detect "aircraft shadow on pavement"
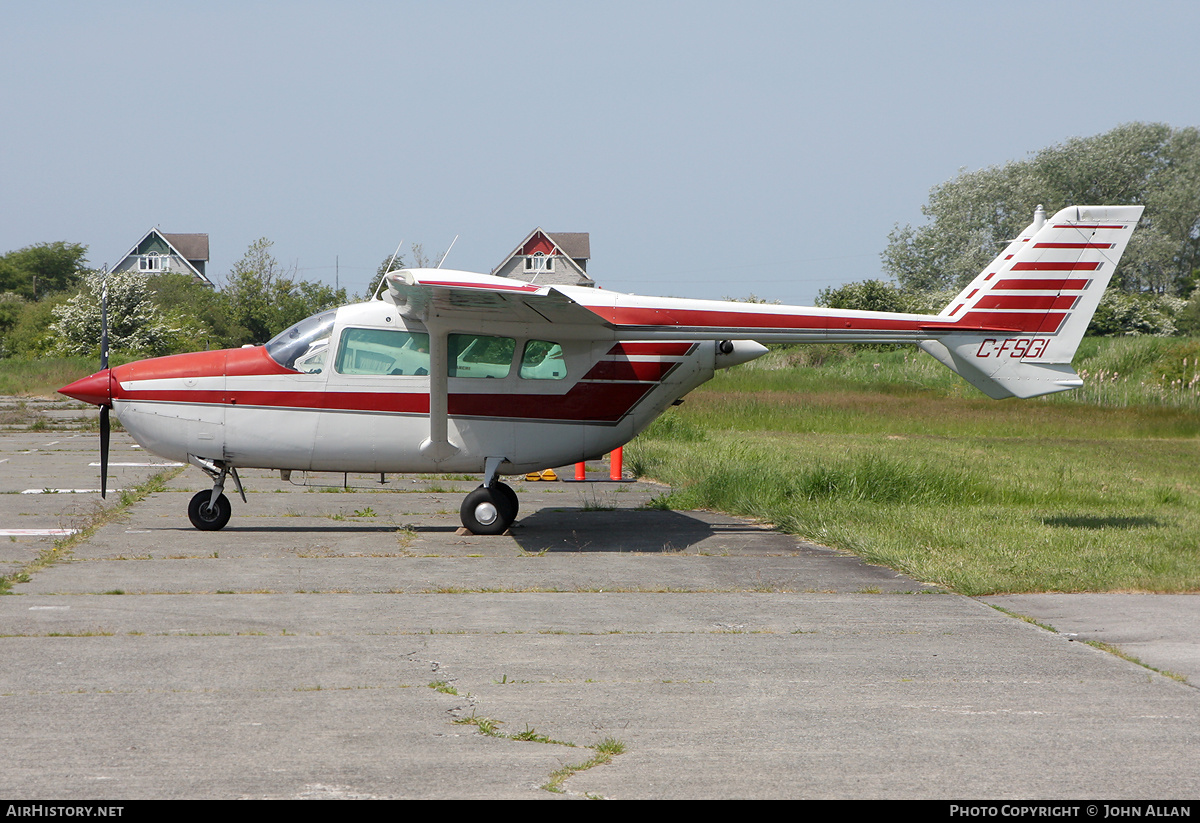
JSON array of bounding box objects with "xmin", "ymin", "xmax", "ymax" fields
[
  {"xmin": 173, "ymin": 524, "xmax": 464, "ymax": 533},
  {"xmin": 509, "ymin": 507, "xmax": 716, "ymax": 554}
]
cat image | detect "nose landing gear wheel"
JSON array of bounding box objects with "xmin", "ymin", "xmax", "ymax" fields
[
  {"xmin": 188, "ymin": 490, "xmax": 232, "ymax": 531},
  {"xmin": 460, "ymin": 484, "xmax": 517, "ymax": 535}
]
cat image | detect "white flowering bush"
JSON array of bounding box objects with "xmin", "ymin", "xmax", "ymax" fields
[
  {"xmin": 1088, "ymin": 290, "xmax": 1186, "ymax": 337},
  {"xmin": 49, "ymin": 269, "xmax": 181, "ymax": 358}
]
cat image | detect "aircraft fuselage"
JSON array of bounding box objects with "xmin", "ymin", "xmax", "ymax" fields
[{"xmin": 107, "ymin": 298, "xmax": 746, "ymax": 477}]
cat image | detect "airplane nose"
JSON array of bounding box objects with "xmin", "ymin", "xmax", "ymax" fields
[{"xmin": 59, "ymin": 369, "xmax": 113, "ymax": 407}]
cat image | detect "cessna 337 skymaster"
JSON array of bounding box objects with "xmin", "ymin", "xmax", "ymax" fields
[{"xmin": 60, "ymin": 205, "xmax": 1142, "ymax": 534}]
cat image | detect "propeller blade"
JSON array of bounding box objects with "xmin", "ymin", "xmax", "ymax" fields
[
  {"xmin": 99, "ymin": 405, "xmax": 109, "ymax": 499},
  {"xmin": 100, "ymin": 265, "xmax": 109, "ymax": 370},
  {"xmin": 99, "ymin": 265, "xmax": 110, "ymax": 498}
]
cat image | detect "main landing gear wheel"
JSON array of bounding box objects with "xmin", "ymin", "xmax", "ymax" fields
[
  {"xmin": 493, "ymin": 481, "xmax": 519, "ymax": 522},
  {"xmin": 188, "ymin": 490, "xmax": 232, "ymax": 531},
  {"xmin": 460, "ymin": 483, "xmax": 518, "ymax": 535}
]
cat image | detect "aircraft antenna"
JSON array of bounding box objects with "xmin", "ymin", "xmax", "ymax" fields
[
  {"xmin": 436, "ymin": 235, "xmax": 459, "ymax": 270},
  {"xmin": 374, "ymin": 239, "xmax": 405, "ymax": 300}
]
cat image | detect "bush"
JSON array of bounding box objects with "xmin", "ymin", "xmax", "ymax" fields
[{"xmin": 1088, "ymin": 290, "xmax": 1184, "ymax": 337}]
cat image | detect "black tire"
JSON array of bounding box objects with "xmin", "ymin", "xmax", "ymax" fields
[
  {"xmin": 188, "ymin": 490, "xmax": 232, "ymax": 531},
  {"xmin": 493, "ymin": 481, "xmax": 519, "ymax": 523},
  {"xmin": 460, "ymin": 486, "xmax": 512, "ymax": 535}
]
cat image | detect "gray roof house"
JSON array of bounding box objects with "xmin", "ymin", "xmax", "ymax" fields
[
  {"xmin": 113, "ymin": 229, "xmax": 213, "ymax": 286},
  {"xmin": 490, "ymin": 229, "xmax": 594, "ymax": 288}
]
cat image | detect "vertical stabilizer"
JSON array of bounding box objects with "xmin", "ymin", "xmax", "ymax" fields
[{"xmin": 919, "ymin": 205, "xmax": 1144, "ymax": 399}]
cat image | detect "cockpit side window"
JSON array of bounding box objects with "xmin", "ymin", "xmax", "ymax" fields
[
  {"xmin": 265, "ymin": 311, "xmax": 337, "ymax": 372},
  {"xmin": 334, "ymin": 328, "xmax": 431, "ymax": 376},
  {"xmin": 448, "ymin": 334, "xmax": 514, "ymax": 378},
  {"xmin": 520, "ymin": 340, "xmax": 566, "ymax": 379}
]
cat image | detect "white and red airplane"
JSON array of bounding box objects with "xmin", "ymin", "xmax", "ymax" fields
[{"xmin": 61, "ymin": 205, "xmax": 1142, "ymax": 534}]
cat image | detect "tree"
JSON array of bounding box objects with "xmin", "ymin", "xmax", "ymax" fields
[
  {"xmin": 0, "ymin": 241, "xmax": 89, "ymax": 300},
  {"xmin": 145, "ymin": 272, "xmax": 239, "ymax": 352},
  {"xmin": 364, "ymin": 252, "xmax": 408, "ymax": 301},
  {"xmin": 48, "ymin": 268, "xmax": 182, "ymax": 358},
  {"xmin": 816, "ymin": 279, "xmax": 925, "ymax": 313},
  {"xmin": 1, "ymin": 296, "xmax": 67, "ymax": 358},
  {"xmin": 221, "ymin": 238, "xmax": 348, "ymax": 346},
  {"xmin": 1176, "ymin": 289, "xmax": 1200, "ymax": 335},
  {"xmin": 883, "ymin": 123, "xmax": 1200, "ymax": 296},
  {"xmin": 363, "ymin": 242, "xmax": 449, "ymax": 299}
]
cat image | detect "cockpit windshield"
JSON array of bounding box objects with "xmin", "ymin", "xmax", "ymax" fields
[{"xmin": 265, "ymin": 310, "xmax": 337, "ymax": 372}]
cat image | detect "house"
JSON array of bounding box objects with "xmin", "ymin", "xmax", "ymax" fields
[
  {"xmin": 113, "ymin": 229, "xmax": 213, "ymax": 286},
  {"xmin": 490, "ymin": 229, "xmax": 594, "ymax": 288}
]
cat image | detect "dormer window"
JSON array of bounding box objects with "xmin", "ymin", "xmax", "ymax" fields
[{"xmin": 524, "ymin": 252, "xmax": 553, "ymax": 273}]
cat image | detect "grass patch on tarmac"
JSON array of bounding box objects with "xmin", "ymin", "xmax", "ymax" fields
[
  {"xmin": 542, "ymin": 738, "xmax": 626, "ymax": 795},
  {"xmin": 0, "ymin": 465, "xmax": 184, "ymax": 595},
  {"xmin": 451, "ymin": 711, "xmax": 624, "ymax": 796},
  {"xmin": 627, "ymin": 341, "xmax": 1200, "ymax": 596},
  {"xmin": 1083, "ymin": 639, "xmax": 1189, "ymax": 683}
]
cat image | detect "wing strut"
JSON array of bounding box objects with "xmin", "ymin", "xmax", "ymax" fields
[{"xmin": 419, "ymin": 323, "xmax": 460, "ymax": 461}]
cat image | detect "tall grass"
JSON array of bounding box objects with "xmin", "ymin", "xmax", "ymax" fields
[
  {"xmin": 631, "ymin": 338, "xmax": 1200, "ymax": 595},
  {"xmin": 728, "ymin": 338, "xmax": 1200, "ymax": 411},
  {"xmin": 0, "ymin": 357, "xmax": 102, "ymax": 397}
]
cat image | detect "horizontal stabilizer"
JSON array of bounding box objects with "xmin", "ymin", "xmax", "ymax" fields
[{"xmin": 919, "ymin": 339, "xmax": 1082, "ymax": 399}]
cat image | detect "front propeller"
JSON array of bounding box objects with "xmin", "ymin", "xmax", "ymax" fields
[
  {"xmin": 99, "ymin": 269, "xmax": 108, "ymax": 498},
  {"xmin": 58, "ymin": 267, "xmax": 112, "ymax": 498},
  {"xmin": 99, "ymin": 405, "xmax": 109, "ymax": 498}
]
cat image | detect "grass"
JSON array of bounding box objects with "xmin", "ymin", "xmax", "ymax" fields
[
  {"xmin": 1083, "ymin": 640, "xmax": 1188, "ymax": 682},
  {"xmin": 542, "ymin": 738, "xmax": 626, "ymax": 794},
  {"xmin": 450, "ymin": 712, "xmax": 624, "ymax": 796},
  {"xmin": 0, "ymin": 464, "xmax": 185, "ymax": 595},
  {"xmin": 628, "ymin": 338, "xmax": 1200, "ymax": 596},
  {"xmin": 0, "ymin": 356, "xmax": 106, "ymax": 397}
]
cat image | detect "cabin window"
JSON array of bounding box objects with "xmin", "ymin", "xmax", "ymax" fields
[
  {"xmin": 266, "ymin": 310, "xmax": 337, "ymax": 372},
  {"xmin": 448, "ymin": 334, "xmax": 514, "ymax": 378},
  {"xmin": 334, "ymin": 328, "xmax": 430, "ymax": 376},
  {"xmin": 519, "ymin": 340, "xmax": 566, "ymax": 380}
]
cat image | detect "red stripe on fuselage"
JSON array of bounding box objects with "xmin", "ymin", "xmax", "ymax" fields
[
  {"xmin": 606, "ymin": 342, "xmax": 695, "ymax": 356},
  {"xmin": 584, "ymin": 360, "xmax": 677, "ymax": 381},
  {"xmin": 1033, "ymin": 242, "xmax": 1113, "ymax": 249},
  {"xmin": 117, "ymin": 382, "xmax": 656, "ymax": 423}
]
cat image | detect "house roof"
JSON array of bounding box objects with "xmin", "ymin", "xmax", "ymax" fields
[
  {"xmin": 161, "ymin": 233, "xmax": 209, "ymax": 263},
  {"xmin": 546, "ymin": 232, "xmax": 589, "ymax": 261},
  {"xmin": 490, "ymin": 228, "xmax": 593, "ymax": 285},
  {"xmin": 116, "ymin": 228, "xmax": 213, "ymax": 286}
]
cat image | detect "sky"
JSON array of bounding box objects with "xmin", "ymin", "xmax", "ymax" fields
[{"xmin": 3, "ymin": 0, "xmax": 1199, "ymax": 306}]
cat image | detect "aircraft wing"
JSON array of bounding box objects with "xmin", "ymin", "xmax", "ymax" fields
[
  {"xmin": 385, "ymin": 270, "xmax": 615, "ymax": 329},
  {"xmin": 386, "ymin": 269, "xmax": 947, "ymax": 342}
]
